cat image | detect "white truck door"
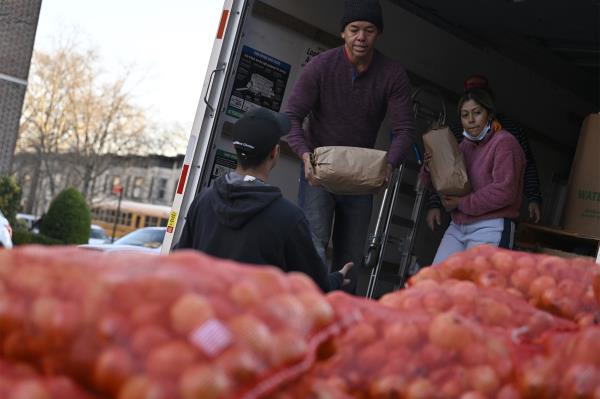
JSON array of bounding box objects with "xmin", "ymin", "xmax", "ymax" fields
[{"xmin": 161, "ymin": 0, "xmax": 249, "ymax": 254}]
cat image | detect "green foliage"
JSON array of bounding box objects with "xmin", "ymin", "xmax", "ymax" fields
[
  {"xmin": 0, "ymin": 176, "xmax": 21, "ymax": 224},
  {"xmin": 11, "ymin": 228, "xmax": 63, "ymax": 246},
  {"xmin": 40, "ymin": 187, "xmax": 91, "ymax": 245}
]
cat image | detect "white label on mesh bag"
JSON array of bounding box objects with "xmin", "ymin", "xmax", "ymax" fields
[{"xmin": 189, "ymin": 318, "xmax": 233, "ymax": 358}]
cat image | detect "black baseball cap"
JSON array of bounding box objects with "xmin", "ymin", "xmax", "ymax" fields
[{"xmin": 232, "ymin": 108, "xmax": 291, "ymax": 161}]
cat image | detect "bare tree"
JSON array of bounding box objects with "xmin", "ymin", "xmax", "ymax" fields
[
  {"xmin": 18, "ymin": 45, "xmax": 77, "ymax": 211},
  {"xmin": 17, "ymin": 40, "xmax": 151, "ymax": 208},
  {"xmin": 148, "ymin": 121, "xmax": 189, "ymax": 157}
]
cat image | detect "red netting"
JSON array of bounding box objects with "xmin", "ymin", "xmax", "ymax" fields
[
  {"xmin": 0, "ymin": 358, "xmax": 95, "ymax": 399},
  {"xmin": 408, "ymin": 246, "xmax": 600, "ymax": 325},
  {"xmin": 0, "ymin": 246, "xmax": 355, "ymax": 399},
  {"xmin": 271, "ymin": 292, "xmax": 534, "ymax": 399},
  {"xmin": 380, "ymin": 278, "xmax": 577, "ymax": 342}
]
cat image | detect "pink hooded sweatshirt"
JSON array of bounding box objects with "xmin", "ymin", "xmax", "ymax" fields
[{"xmin": 422, "ymin": 129, "xmax": 526, "ymax": 225}]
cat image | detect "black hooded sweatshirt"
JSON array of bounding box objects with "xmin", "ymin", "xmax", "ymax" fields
[{"xmin": 176, "ymin": 173, "xmax": 342, "ymax": 292}]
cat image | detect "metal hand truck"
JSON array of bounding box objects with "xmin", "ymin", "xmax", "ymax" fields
[{"xmin": 364, "ymin": 86, "xmax": 447, "ymax": 299}]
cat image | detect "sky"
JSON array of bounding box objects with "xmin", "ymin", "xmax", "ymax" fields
[{"xmin": 34, "ymin": 0, "xmax": 225, "ymax": 153}]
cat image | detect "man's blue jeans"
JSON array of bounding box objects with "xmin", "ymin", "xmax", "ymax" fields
[{"xmin": 298, "ymin": 167, "xmax": 373, "ymax": 294}]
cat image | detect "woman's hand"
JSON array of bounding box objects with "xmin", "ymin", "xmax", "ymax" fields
[
  {"xmin": 441, "ymin": 195, "xmax": 461, "ymax": 212},
  {"xmin": 528, "ymin": 202, "xmax": 541, "ymax": 223},
  {"xmin": 426, "ymin": 208, "xmax": 442, "ymax": 231}
]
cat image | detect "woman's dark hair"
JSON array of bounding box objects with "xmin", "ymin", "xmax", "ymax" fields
[{"xmin": 458, "ymin": 88, "xmax": 497, "ymax": 120}]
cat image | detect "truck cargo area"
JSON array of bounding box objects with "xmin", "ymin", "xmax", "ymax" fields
[{"xmin": 164, "ymin": 0, "xmax": 599, "ymax": 296}]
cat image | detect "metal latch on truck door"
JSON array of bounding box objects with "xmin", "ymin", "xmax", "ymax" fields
[{"xmin": 204, "ymin": 64, "xmax": 226, "ymax": 117}]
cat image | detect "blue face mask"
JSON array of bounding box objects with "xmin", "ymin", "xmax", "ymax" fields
[{"xmin": 463, "ymin": 122, "xmax": 492, "ymax": 142}]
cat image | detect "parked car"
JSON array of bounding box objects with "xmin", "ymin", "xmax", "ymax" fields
[
  {"xmin": 0, "ymin": 210, "xmax": 13, "ymax": 249},
  {"xmin": 80, "ymin": 227, "xmax": 165, "ymax": 254},
  {"xmin": 16, "ymin": 213, "xmax": 40, "ymax": 233},
  {"xmin": 89, "ymin": 224, "xmax": 110, "ymax": 245}
]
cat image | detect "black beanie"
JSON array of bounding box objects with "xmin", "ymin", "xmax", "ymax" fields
[{"xmin": 340, "ymin": 0, "xmax": 384, "ymax": 33}]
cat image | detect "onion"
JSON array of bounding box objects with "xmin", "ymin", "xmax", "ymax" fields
[
  {"xmin": 429, "ymin": 312, "xmax": 473, "ymax": 350},
  {"xmin": 264, "ymin": 294, "xmax": 308, "ymax": 333},
  {"xmin": 475, "ymin": 298, "xmax": 512, "ymax": 327},
  {"xmin": 509, "ymin": 267, "xmax": 537, "ymax": 294},
  {"xmin": 369, "ymin": 375, "xmax": 406, "ymax": 398},
  {"xmin": 145, "ymin": 340, "xmax": 197, "ymax": 377},
  {"xmin": 528, "ymin": 276, "xmax": 556, "ymax": 304},
  {"xmin": 562, "ymin": 364, "xmax": 599, "ymax": 398},
  {"xmin": 297, "ymin": 292, "xmax": 334, "ymax": 330},
  {"xmin": 468, "ymin": 365, "xmax": 500, "ymax": 395},
  {"xmin": 169, "ymin": 294, "xmax": 213, "ymax": 336},
  {"xmin": 228, "ymin": 315, "xmax": 273, "ymax": 356},
  {"xmin": 229, "ymin": 281, "xmax": 261, "ymax": 308},
  {"xmin": 216, "ymin": 349, "xmax": 264, "ymax": 384},
  {"xmin": 406, "ymin": 378, "xmax": 435, "ymax": 399},
  {"xmin": 384, "ymin": 322, "xmax": 421, "ymax": 347},
  {"xmin": 422, "ymin": 290, "xmax": 453, "ymax": 313},
  {"xmin": 131, "ymin": 325, "xmax": 170, "ymax": 355},
  {"xmin": 93, "ymin": 346, "xmax": 135, "ymax": 394},
  {"xmin": 409, "ymin": 267, "xmax": 441, "ymax": 285},
  {"xmin": 446, "ymin": 280, "xmax": 478, "ymax": 306},
  {"xmin": 458, "ymin": 391, "xmax": 487, "ymax": 399},
  {"xmin": 496, "ymin": 384, "xmax": 520, "ymax": 399},
  {"xmin": 490, "ymin": 251, "xmax": 515, "ymax": 276},
  {"xmin": 269, "ymin": 331, "xmax": 308, "ymax": 367},
  {"xmin": 179, "ymin": 365, "xmax": 231, "ymax": 399},
  {"xmin": 9, "ymin": 380, "xmax": 50, "ymax": 399},
  {"xmin": 476, "ymin": 270, "xmax": 507, "ymax": 289}
]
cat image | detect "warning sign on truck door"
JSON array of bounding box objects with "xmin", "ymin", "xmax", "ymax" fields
[
  {"xmin": 208, "ymin": 149, "xmax": 238, "ymax": 187},
  {"xmin": 226, "ymin": 46, "xmax": 290, "ymax": 118}
]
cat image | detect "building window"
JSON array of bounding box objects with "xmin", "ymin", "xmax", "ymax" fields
[
  {"xmin": 157, "ymin": 178, "xmax": 168, "ymax": 200},
  {"xmin": 132, "ymin": 177, "xmax": 144, "ymax": 199},
  {"xmin": 109, "ymin": 176, "xmax": 121, "ymax": 193}
]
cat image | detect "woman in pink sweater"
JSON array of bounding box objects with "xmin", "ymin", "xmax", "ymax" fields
[{"xmin": 422, "ymin": 88, "xmax": 526, "ymax": 264}]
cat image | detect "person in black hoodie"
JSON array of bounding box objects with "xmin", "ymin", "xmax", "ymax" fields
[{"xmin": 175, "ymin": 108, "xmax": 352, "ymax": 292}]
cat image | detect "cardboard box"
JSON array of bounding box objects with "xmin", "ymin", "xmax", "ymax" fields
[{"xmin": 562, "ymin": 113, "xmax": 600, "ymax": 238}]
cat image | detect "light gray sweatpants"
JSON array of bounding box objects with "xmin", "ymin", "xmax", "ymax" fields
[{"xmin": 432, "ymin": 218, "xmax": 515, "ymax": 265}]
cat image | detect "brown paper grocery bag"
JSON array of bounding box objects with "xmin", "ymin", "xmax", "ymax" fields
[
  {"xmin": 312, "ymin": 146, "xmax": 388, "ymax": 195},
  {"xmin": 423, "ymin": 127, "xmax": 471, "ymax": 196}
]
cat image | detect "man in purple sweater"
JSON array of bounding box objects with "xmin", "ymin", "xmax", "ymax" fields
[{"xmin": 284, "ymin": 0, "xmax": 415, "ymax": 293}]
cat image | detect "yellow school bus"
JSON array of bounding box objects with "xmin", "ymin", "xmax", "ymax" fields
[{"xmin": 91, "ymin": 200, "xmax": 171, "ymax": 239}]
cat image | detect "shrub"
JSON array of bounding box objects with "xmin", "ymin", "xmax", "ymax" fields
[
  {"xmin": 11, "ymin": 228, "xmax": 63, "ymax": 246},
  {"xmin": 0, "ymin": 176, "xmax": 21, "ymax": 224},
  {"xmin": 40, "ymin": 188, "xmax": 91, "ymax": 245}
]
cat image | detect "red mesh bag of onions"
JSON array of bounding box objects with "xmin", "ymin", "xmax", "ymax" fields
[
  {"xmin": 380, "ymin": 278, "xmax": 577, "ymax": 342},
  {"xmin": 408, "ymin": 246, "xmax": 600, "ymax": 326},
  {"xmin": 269, "ymin": 292, "xmax": 534, "ymax": 399},
  {"xmin": 0, "ymin": 246, "xmax": 357, "ymax": 399}
]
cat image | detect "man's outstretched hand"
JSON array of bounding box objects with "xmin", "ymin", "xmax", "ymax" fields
[
  {"xmin": 302, "ymin": 152, "xmax": 321, "ymax": 186},
  {"xmin": 339, "ymin": 261, "xmax": 354, "ymax": 286}
]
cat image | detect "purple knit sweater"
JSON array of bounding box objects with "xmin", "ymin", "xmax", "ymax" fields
[
  {"xmin": 283, "ymin": 47, "xmax": 415, "ymax": 167},
  {"xmin": 421, "ymin": 129, "xmax": 526, "ymax": 224}
]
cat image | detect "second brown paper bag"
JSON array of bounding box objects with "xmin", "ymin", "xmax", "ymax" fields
[{"xmin": 423, "ymin": 127, "xmax": 471, "ymax": 196}]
